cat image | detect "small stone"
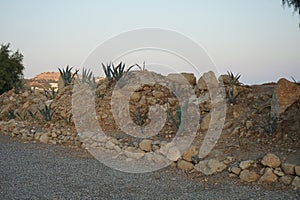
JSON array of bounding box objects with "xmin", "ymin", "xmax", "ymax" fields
[
  {"xmin": 223, "ymin": 156, "xmax": 235, "ymax": 165},
  {"xmin": 239, "ymin": 160, "xmax": 256, "ymax": 170},
  {"xmin": 291, "ymin": 176, "xmax": 300, "ymax": 188},
  {"xmin": 182, "ymin": 145, "xmax": 198, "ymax": 162},
  {"xmin": 105, "ymin": 141, "xmax": 115, "ymax": 150},
  {"xmin": 282, "ymin": 163, "xmax": 295, "ymax": 175},
  {"xmin": 260, "ymin": 168, "xmax": 278, "ymax": 184},
  {"xmin": 131, "ymin": 92, "xmax": 141, "ymax": 102},
  {"xmin": 200, "ymin": 113, "xmax": 211, "ymax": 131},
  {"xmin": 39, "ymin": 134, "xmax": 49, "ymax": 144},
  {"xmin": 153, "ymin": 91, "xmax": 164, "ymax": 98},
  {"xmin": 274, "ymin": 167, "xmax": 285, "ymax": 177},
  {"xmin": 51, "ymin": 132, "xmax": 57, "ymax": 138},
  {"xmin": 280, "ymin": 176, "xmax": 293, "ymax": 185},
  {"xmin": 295, "ymin": 166, "xmax": 300, "ymax": 176},
  {"xmin": 229, "ymin": 166, "xmax": 241, "ymax": 175},
  {"xmin": 177, "ymin": 160, "xmax": 194, "ymax": 171},
  {"xmin": 139, "ymin": 139, "xmax": 152, "ymax": 152},
  {"xmin": 245, "ymin": 121, "xmax": 253, "ymax": 130},
  {"xmin": 194, "ymin": 159, "xmax": 227, "ymax": 175},
  {"xmin": 229, "ymin": 173, "xmax": 238, "ymax": 178},
  {"xmin": 125, "ymin": 147, "xmax": 145, "ymax": 160},
  {"xmin": 261, "ymin": 153, "xmax": 281, "ymax": 168},
  {"xmin": 239, "ymin": 170, "xmax": 260, "ymax": 183}
]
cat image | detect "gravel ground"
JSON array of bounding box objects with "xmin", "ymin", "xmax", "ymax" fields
[{"xmin": 0, "ymin": 135, "xmax": 299, "ymax": 200}]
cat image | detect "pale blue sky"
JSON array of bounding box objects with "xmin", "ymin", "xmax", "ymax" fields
[{"xmin": 0, "ymin": 0, "xmax": 299, "ymax": 84}]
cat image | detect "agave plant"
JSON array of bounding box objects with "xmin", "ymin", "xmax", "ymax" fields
[
  {"xmin": 28, "ymin": 110, "xmax": 38, "ymax": 121},
  {"xmin": 43, "ymin": 87, "xmax": 58, "ymax": 99},
  {"xmin": 58, "ymin": 65, "xmax": 79, "ymax": 86},
  {"xmin": 227, "ymin": 71, "xmax": 242, "ymax": 104},
  {"xmin": 38, "ymin": 103, "xmax": 55, "ymax": 121},
  {"xmin": 130, "ymin": 106, "xmax": 148, "ymax": 134},
  {"xmin": 167, "ymin": 100, "xmax": 189, "ymax": 131},
  {"xmin": 76, "ymin": 68, "xmax": 97, "ymax": 88},
  {"xmin": 102, "ymin": 62, "xmax": 137, "ymax": 81}
]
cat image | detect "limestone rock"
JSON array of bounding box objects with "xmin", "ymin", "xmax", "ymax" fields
[
  {"xmin": 125, "ymin": 147, "xmax": 145, "ymax": 160},
  {"xmin": 295, "ymin": 166, "xmax": 300, "ymax": 176},
  {"xmin": 261, "ymin": 153, "xmax": 281, "ymax": 168},
  {"xmin": 274, "ymin": 167, "xmax": 285, "ymax": 177},
  {"xmin": 271, "ymin": 78, "xmax": 300, "ymax": 117},
  {"xmin": 229, "ymin": 166, "xmax": 241, "ymax": 175},
  {"xmin": 197, "ymin": 71, "xmax": 219, "ymax": 91},
  {"xmin": 280, "ymin": 175, "xmax": 293, "ymax": 185},
  {"xmin": 159, "ymin": 143, "xmax": 181, "ymax": 162},
  {"xmin": 177, "ymin": 159, "xmax": 194, "ymax": 171},
  {"xmin": 182, "ymin": 145, "xmax": 198, "ymax": 162},
  {"xmin": 239, "ymin": 160, "xmax": 256, "ymax": 170},
  {"xmin": 167, "ymin": 73, "xmax": 196, "ymax": 86},
  {"xmin": 139, "ymin": 139, "xmax": 152, "ymax": 152},
  {"xmin": 292, "ymin": 176, "xmax": 300, "ymax": 188},
  {"xmin": 259, "ymin": 168, "xmax": 278, "ymax": 184},
  {"xmin": 200, "ymin": 113, "xmax": 211, "ymax": 131},
  {"xmin": 282, "ymin": 163, "xmax": 295, "ymax": 175},
  {"xmin": 181, "ymin": 73, "xmax": 196, "ymax": 86},
  {"xmin": 39, "ymin": 134, "xmax": 49, "ymax": 144},
  {"xmin": 239, "ymin": 170, "xmax": 260, "ymax": 183},
  {"xmin": 194, "ymin": 159, "xmax": 227, "ymax": 175}
]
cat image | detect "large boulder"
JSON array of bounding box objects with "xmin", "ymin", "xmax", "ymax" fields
[{"xmin": 271, "ymin": 78, "xmax": 300, "ymax": 117}]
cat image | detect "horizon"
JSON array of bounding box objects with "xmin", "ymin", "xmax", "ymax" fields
[{"xmin": 1, "ymin": 0, "xmax": 299, "ymax": 84}]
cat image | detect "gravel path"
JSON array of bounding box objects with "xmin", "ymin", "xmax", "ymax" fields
[{"xmin": 0, "ymin": 135, "xmax": 299, "ymax": 200}]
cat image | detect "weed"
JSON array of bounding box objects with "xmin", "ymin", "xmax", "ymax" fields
[
  {"xmin": 260, "ymin": 113, "xmax": 277, "ymax": 134},
  {"xmin": 226, "ymin": 71, "xmax": 242, "ymax": 104},
  {"xmin": 58, "ymin": 65, "xmax": 79, "ymax": 86},
  {"xmin": 16, "ymin": 111, "xmax": 27, "ymax": 121},
  {"xmin": 38, "ymin": 103, "xmax": 55, "ymax": 121},
  {"xmin": 102, "ymin": 62, "xmax": 136, "ymax": 81},
  {"xmin": 130, "ymin": 106, "xmax": 148, "ymax": 134},
  {"xmin": 8, "ymin": 109, "xmax": 15, "ymax": 119},
  {"xmin": 28, "ymin": 110, "xmax": 38, "ymax": 121},
  {"xmin": 60, "ymin": 113, "xmax": 73, "ymax": 125},
  {"xmin": 43, "ymin": 87, "xmax": 58, "ymax": 99},
  {"xmin": 167, "ymin": 101, "xmax": 188, "ymax": 131},
  {"xmin": 76, "ymin": 68, "xmax": 97, "ymax": 88}
]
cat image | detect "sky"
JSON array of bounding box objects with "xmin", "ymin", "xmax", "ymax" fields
[{"xmin": 0, "ymin": 0, "xmax": 299, "ymax": 84}]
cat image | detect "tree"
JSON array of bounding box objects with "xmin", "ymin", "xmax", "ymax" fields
[
  {"xmin": 282, "ymin": 0, "xmax": 300, "ymax": 26},
  {"xmin": 0, "ymin": 43, "xmax": 24, "ymax": 95}
]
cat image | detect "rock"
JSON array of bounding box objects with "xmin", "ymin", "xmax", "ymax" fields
[
  {"xmin": 239, "ymin": 170, "xmax": 260, "ymax": 183},
  {"xmin": 271, "ymin": 78, "xmax": 300, "ymax": 117},
  {"xmin": 223, "ymin": 156, "xmax": 235, "ymax": 165},
  {"xmin": 282, "ymin": 163, "xmax": 295, "ymax": 175},
  {"xmin": 125, "ymin": 147, "xmax": 145, "ymax": 160},
  {"xmin": 105, "ymin": 141, "xmax": 115, "ymax": 150},
  {"xmin": 295, "ymin": 166, "xmax": 300, "ymax": 176},
  {"xmin": 229, "ymin": 166, "xmax": 241, "ymax": 175},
  {"xmin": 274, "ymin": 167, "xmax": 285, "ymax": 177},
  {"xmin": 130, "ymin": 92, "xmax": 141, "ymax": 102},
  {"xmin": 292, "ymin": 176, "xmax": 300, "ymax": 188},
  {"xmin": 167, "ymin": 73, "xmax": 196, "ymax": 86},
  {"xmin": 239, "ymin": 160, "xmax": 256, "ymax": 170},
  {"xmin": 260, "ymin": 168, "xmax": 278, "ymax": 184},
  {"xmin": 218, "ymin": 74, "xmax": 231, "ymax": 85},
  {"xmin": 139, "ymin": 139, "xmax": 152, "ymax": 152},
  {"xmin": 39, "ymin": 134, "xmax": 49, "ymax": 144},
  {"xmin": 194, "ymin": 159, "xmax": 227, "ymax": 175},
  {"xmin": 197, "ymin": 71, "xmax": 219, "ymax": 91},
  {"xmin": 280, "ymin": 176, "xmax": 293, "ymax": 185},
  {"xmin": 261, "ymin": 153, "xmax": 281, "ymax": 168},
  {"xmin": 153, "ymin": 91, "xmax": 165, "ymax": 98},
  {"xmin": 182, "ymin": 145, "xmax": 198, "ymax": 162},
  {"xmin": 159, "ymin": 143, "xmax": 181, "ymax": 161},
  {"xmin": 181, "ymin": 73, "xmax": 196, "ymax": 86},
  {"xmin": 200, "ymin": 113, "xmax": 211, "ymax": 131},
  {"xmin": 245, "ymin": 121, "xmax": 253, "ymax": 130},
  {"xmin": 177, "ymin": 160, "xmax": 194, "ymax": 171}
]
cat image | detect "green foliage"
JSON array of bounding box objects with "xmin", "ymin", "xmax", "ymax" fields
[
  {"xmin": 0, "ymin": 43, "xmax": 24, "ymax": 95},
  {"xmin": 16, "ymin": 111, "xmax": 27, "ymax": 121},
  {"xmin": 60, "ymin": 113, "xmax": 73, "ymax": 125},
  {"xmin": 28, "ymin": 110, "xmax": 38, "ymax": 121},
  {"xmin": 8, "ymin": 109, "xmax": 15, "ymax": 119},
  {"xmin": 76, "ymin": 68, "xmax": 97, "ymax": 88},
  {"xmin": 261, "ymin": 113, "xmax": 277, "ymax": 134},
  {"xmin": 58, "ymin": 65, "xmax": 79, "ymax": 86},
  {"xmin": 38, "ymin": 103, "xmax": 55, "ymax": 121},
  {"xmin": 43, "ymin": 87, "xmax": 58, "ymax": 99},
  {"xmin": 167, "ymin": 101, "xmax": 188, "ymax": 131},
  {"xmin": 130, "ymin": 106, "xmax": 148, "ymax": 134},
  {"xmin": 226, "ymin": 71, "xmax": 241, "ymax": 104},
  {"xmin": 102, "ymin": 62, "xmax": 136, "ymax": 81}
]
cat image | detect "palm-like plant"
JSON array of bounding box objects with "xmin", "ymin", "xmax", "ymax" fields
[
  {"xmin": 76, "ymin": 68, "xmax": 97, "ymax": 88},
  {"xmin": 227, "ymin": 71, "xmax": 241, "ymax": 104},
  {"xmin": 102, "ymin": 62, "xmax": 136, "ymax": 81},
  {"xmin": 58, "ymin": 66, "xmax": 79, "ymax": 86}
]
